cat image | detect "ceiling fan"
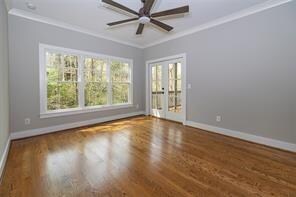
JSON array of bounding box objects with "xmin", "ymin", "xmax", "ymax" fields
[{"xmin": 102, "ymin": 0, "xmax": 189, "ymax": 35}]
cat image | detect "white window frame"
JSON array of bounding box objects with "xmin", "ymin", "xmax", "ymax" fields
[{"xmin": 39, "ymin": 43, "xmax": 133, "ymax": 119}]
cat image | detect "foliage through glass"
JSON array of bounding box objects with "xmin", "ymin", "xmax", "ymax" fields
[
  {"xmin": 46, "ymin": 52, "xmax": 79, "ymax": 110},
  {"xmin": 111, "ymin": 61, "xmax": 130, "ymax": 104},
  {"xmin": 84, "ymin": 58, "xmax": 108, "ymax": 107},
  {"xmin": 45, "ymin": 51, "xmax": 132, "ymax": 112}
]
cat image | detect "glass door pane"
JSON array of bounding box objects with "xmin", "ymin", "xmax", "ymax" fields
[
  {"xmin": 151, "ymin": 64, "xmax": 163, "ymax": 110},
  {"xmin": 168, "ymin": 62, "xmax": 182, "ymax": 113}
]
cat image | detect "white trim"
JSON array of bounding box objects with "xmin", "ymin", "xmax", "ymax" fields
[
  {"xmin": 3, "ymin": 0, "xmax": 11, "ymax": 12},
  {"xmin": 8, "ymin": 8, "xmax": 142, "ymax": 49},
  {"xmin": 182, "ymin": 55, "xmax": 187, "ymax": 124},
  {"xmin": 78, "ymin": 55, "xmax": 85, "ymax": 108},
  {"xmin": 40, "ymin": 104, "xmax": 134, "ymax": 119},
  {"xmin": 7, "ymin": 0, "xmax": 292, "ymax": 49},
  {"xmin": 144, "ymin": 0, "xmax": 293, "ymax": 48},
  {"xmin": 146, "ymin": 54, "xmax": 187, "ymax": 65},
  {"xmin": 107, "ymin": 59, "xmax": 112, "ymax": 105},
  {"xmin": 39, "ymin": 43, "xmax": 134, "ymax": 63},
  {"xmin": 39, "ymin": 43, "xmax": 133, "ymax": 118},
  {"xmin": 129, "ymin": 61, "xmax": 134, "ymax": 105},
  {"xmin": 0, "ymin": 137, "xmax": 10, "ymax": 180},
  {"xmin": 11, "ymin": 111, "xmax": 145, "ymax": 140},
  {"xmin": 145, "ymin": 53, "xmax": 187, "ymax": 124},
  {"xmin": 145, "ymin": 63, "xmax": 150, "ymax": 115},
  {"xmin": 186, "ymin": 121, "xmax": 296, "ymax": 152},
  {"xmin": 39, "ymin": 43, "xmax": 47, "ymax": 114}
]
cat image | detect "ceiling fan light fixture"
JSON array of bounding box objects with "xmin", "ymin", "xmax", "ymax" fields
[
  {"xmin": 103, "ymin": 0, "xmax": 189, "ymax": 35},
  {"xmin": 139, "ymin": 16, "xmax": 150, "ymax": 24}
]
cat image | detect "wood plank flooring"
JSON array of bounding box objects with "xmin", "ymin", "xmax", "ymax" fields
[{"xmin": 0, "ymin": 116, "xmax": 296, "ymax": 197}]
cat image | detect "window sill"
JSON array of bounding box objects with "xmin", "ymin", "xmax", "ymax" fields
[{"xmin": 40, "ymin": 103, "xmax": 133, "ymax": 119}]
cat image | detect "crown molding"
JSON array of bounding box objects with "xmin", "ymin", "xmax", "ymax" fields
[
  {"xmin": 8, "ymin": 0, "xmax": 293, "ymax": 49},
  {"xmin": 3, "ymin": 0, "xmax": 11, "ymax": 12},
  {"xmin": 8, "ymin": 8, "xmax": 144, "ymax": 49},
  {"xmin": 143, "ymin": 0, "xmax": 293, "ymax": 48}
]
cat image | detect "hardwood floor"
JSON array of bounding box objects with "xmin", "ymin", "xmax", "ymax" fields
[{"xmin": 0, "ymin": 116, "xmax": 296, "ymax": 197}]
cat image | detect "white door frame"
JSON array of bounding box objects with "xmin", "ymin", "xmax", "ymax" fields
[{"xmin": 145, "ymin": 53, "xmax": 187, "ymax": 124}]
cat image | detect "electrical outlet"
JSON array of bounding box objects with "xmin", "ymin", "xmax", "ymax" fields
[
  {"xmin": 187, "ymin": 84, "xmax": 192, "ymax": 89},
  {"xmin": 216, "ymin": 116, "xmax": 221, "ymax": 122},
  {"xmin": 25, "ymin": 118, "xmax": 31, "ymax": 125},
  {"xmin": 136, "ymin": 104, "xmax": 139, "ymax": 109}
]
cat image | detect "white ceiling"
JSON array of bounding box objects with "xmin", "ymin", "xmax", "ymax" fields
[{"xmin": 7, "ymin": 0, "xmax": 282, "ymax": 47}]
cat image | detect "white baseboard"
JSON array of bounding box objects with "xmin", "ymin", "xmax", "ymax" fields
[
  {"xmin": 186, "ymin": 121, "xmax": 296, "ymax": 152},
  {"xmin": 10, "ymin": 111, "xmax": 145, "ymax": 140},
  {"xmin": 0, "ymin": 137, "xmax": 10, "ymax": 180}
]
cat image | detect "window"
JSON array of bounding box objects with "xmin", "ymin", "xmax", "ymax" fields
[
  {"xmin": 84, "ymin": 57, "xmax": 108, "ymax": 107},
  {"xmin": 111, "ymin": 60, "xmax": 131, "ymax": 104},
  {"xmin": 46, "ymin": 53, "xmax": 79, "ymax": 110},
  {"xmin": 40, "ymin": 44, "xmax": 133, "ymax": 118}
]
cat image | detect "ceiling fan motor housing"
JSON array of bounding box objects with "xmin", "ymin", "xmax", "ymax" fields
[{"xmin": 139, "ymin": 7, "xmax": 150, "ymax": 17}]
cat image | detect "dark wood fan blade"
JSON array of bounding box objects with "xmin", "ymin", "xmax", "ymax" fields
[
  {"xmin": 150, "ymin": 19, "xmax": 173, "ymax": 32},
  {"xmin": 151, "ymin": 5, "xmax": 189, "ymax": 18},
  {"xmin": 102, "ymin": 0, "xmax": 139, "ymax": 16},
  {"xmin": 143, "ymin": 0, "xmax": 155, "ymax": 13},
  {"xmin": 107, "ymin": 18, "xmax": 139, "ymax": 26},
  {"xmin": 136, "ymin": 24, "xmax": 145, "ymax": 35}
]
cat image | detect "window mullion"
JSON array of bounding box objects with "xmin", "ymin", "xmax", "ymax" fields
[
  {"xmin": 129, "ymin": 62, "xmax": 133, "ymax": 104},
  {"xmin": 107, "ymin": 58, "xmax": 112, "ymax": 105},
  {"xmin": 41, "ymin": 48, "xmax": 47, "ymax": 113},
  {"xmin": 78, "ymin": 55, "xmax": 85, "ymax": 108}
]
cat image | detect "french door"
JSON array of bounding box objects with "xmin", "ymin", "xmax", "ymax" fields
[{"xmin": 150, "ymin": 58, "xmax": 185, "ymax": 123}]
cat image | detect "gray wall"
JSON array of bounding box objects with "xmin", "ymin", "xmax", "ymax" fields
[
  {"xmin": 8, "ymin": 15, "xmax": 145, "ymax": 133},
  {"xmin": 0, "ymin": 0, "xmax": 10, "ymax": 158},
  {"xmin": 7, "ymin": 1, "xmax": 296, "ymax": 144},
  {"xmin": 144, "ymin": 2, "xmax": 296, "ymax": 143}
]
